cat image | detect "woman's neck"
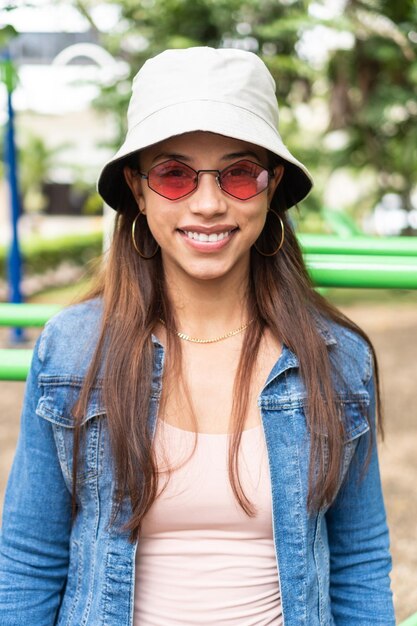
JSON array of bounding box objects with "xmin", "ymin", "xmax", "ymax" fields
[{"xmin": 163, "ymin": 268, "xmax": 251, "ymax": 338}]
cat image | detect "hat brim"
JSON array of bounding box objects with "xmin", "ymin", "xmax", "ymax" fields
[{"xmin": 97, "ymin": 99, "xmax": 313, "ymax": 210}]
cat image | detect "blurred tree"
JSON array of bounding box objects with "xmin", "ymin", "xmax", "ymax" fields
[
  {"xmin": 0, "ymin": 24, "xmax": 18, "ymax": 49},
  {"xmin": 18, "ymin": 135, "xmax": 68, "ymax": 214},
  {"xmin": 323, "ymin": 0, "xmax": 417, "ymax": 218}
]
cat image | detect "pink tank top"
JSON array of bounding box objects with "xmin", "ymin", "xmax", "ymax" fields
[{"xmin": 134, "ymin": 419, "xmax": 283, "ymax": 625}]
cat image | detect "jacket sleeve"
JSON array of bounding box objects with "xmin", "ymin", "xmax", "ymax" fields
[
  {"xmin": 326, "ymin": 367, "xmax": 395, "ymax": 625},
  {"xmin": 0, "ymin": 335, "xmax": 72, "ymax": 625}
]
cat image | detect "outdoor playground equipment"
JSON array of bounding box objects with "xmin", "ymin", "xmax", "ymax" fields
[{"xmin": 0, "ymin": 234, "xmax": 417, "ymax": 625}]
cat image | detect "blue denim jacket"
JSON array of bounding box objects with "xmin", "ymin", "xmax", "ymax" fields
[{"xmin": 0, "ymin": 299, "xmax": 395, "ymax": 625}]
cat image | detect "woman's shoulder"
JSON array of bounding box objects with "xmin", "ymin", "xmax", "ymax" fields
[
  {"xmin": 314, "ymin": 311, "xmax": 374, "ymax": 389},
  {"xmin": 35, "ymin": 297, "xmax": 104, "ymax": 378}
]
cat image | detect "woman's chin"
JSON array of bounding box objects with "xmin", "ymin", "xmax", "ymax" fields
[{"xmin": 167, "ymin": 258, "xmax": 245, "ymax": 284}]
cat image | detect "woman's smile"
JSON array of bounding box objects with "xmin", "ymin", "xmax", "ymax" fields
[{"xmin": 177, "ymin": 224, "xmax": 239, "ymax": 252}]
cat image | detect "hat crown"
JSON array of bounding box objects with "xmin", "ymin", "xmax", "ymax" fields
[{"xmin": 127, "ymin": 47, "xmax": 279, "ymax": 132}]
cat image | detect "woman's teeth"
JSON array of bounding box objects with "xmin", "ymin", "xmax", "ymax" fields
[{"xmin": 184, "ymin": 231, "xmax": 231, "ymax": 242}]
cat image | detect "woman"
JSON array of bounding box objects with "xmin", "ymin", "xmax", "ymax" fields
[{"xmin": 0, "ymin": 47, "xmax": 394, "ymax": 625}]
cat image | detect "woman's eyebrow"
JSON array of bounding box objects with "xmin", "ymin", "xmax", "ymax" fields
[
  {"xmin": 220, "ymin": 150, "xmax": 263, "ymax": 162},
  {"xmin": 150, "ymin": 150, "xmax": 263, "ymax": 165},
  {"xmin": 151, "ymin": 153, "xmax": 192, "ymax": 164}
]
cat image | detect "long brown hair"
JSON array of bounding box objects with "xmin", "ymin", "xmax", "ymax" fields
[{"xmin": 73, "ymin": 176, "xmax": 381, "ymax": 541}]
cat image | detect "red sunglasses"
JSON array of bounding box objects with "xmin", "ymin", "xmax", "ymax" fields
[{"xmin": 137, "ymin": 159, "xmax": 273, "ymax": 201}]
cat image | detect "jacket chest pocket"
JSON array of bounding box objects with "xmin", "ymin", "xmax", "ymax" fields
[
  {"xmin": 36, "ymin": 375, "xmax": 107, "ymax": 491},
  {"xmin": 309, "ymin": 396, "xmax": 371, "ymax": 495},
  {"xmin": 260, "ymin": 393, "xmax": 370, "ymax": 510}
]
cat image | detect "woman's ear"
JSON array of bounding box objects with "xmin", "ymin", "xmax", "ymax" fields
[
  {"xmin": 124, "ymin": 166, "xmax": 146, "ymax": 213},
  {"xmin": 268, "ymin": 164, "xmax": 284, "ymax": 203}
]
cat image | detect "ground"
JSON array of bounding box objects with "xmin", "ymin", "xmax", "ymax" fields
[{"xmin": 0, "ymin": 300, "xmax": 416, "ymax": 622}]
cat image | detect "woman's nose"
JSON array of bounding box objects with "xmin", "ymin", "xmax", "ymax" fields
[{"xmin": 188, "ymin": 171, "xmax": 227, "ymax": 215}]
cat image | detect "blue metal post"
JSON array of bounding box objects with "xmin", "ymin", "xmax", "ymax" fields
[{"xmin": 2, "ymin": 53, "xmax": 25, "ymax": 342}]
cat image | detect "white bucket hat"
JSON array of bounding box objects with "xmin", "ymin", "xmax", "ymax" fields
[{"xmin": 97, "ymin": 46, "xmax": 313, "ymax": 210}]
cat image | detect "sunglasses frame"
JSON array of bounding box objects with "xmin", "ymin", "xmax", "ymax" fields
[{"xmin": 136, "ymin": 159, "xmax": 274, "ymax": 201}]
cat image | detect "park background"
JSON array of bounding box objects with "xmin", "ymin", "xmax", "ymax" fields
[{"xmin": 0, "ymin": 0, "xmax": 417, "ymax": 621}]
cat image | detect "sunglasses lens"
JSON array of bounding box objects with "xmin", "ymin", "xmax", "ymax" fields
[
  {"xmin": 220, "ymin": 160, "xmax": 269, "ymax": 200},
  {"xmin": 148, "ymin": 160, "xmax": 196, "ymax": 199},
  {"xmin": 146, "ymin": 159, "xmax": 270, "ymax": 200}
]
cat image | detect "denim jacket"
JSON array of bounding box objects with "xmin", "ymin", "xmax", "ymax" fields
[{"xmin": 0, "ymin": 299, "xmax": 395, "ymax": 626}]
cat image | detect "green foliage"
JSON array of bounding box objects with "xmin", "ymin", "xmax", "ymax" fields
[
  {"xmin": 323, "ymin": 0, "xmax": 417, "ymax": 213},
  {"xmin": 18, "ymin": 135, "xmax": 70, "ymax": 213},
  {"xmin": 82, "ymin": 192, "xmax": 104, "ymax": 215},
  {"xmin": 0, "ymin": 24, "xmax": 17, "ymax": 50},
  {"xmin": 3, "ymin": 133, "xmax": 73, "ymax": 215},
  {"xmin": 0, "ymin": 233, "xmax": 103, "ymax": 280},
  {"xmin": 0, "ymin": 15, "xmax": 18, "ymax": 93}
]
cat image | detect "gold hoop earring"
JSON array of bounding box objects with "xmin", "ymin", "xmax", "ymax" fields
[
  {"xmin": 254, "ymin": 209, "xmax": 285, "ymax": 257},
  {"xmin": 131, "ymin": 213, "xmax": 159, "ymax": 259}
]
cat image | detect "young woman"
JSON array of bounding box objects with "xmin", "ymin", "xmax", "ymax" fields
[{"xmin": 0, "ymin": 47, "xmax": 395, "ymax": 625}]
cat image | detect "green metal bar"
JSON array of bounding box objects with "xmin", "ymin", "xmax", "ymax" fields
[
  {"xmin": 0, "ymin": 254, "xmax": 415, "ymax": 331},
  {"xmin": 299, "ymin": 234, "xmax": 417, "ymax": 256},
  {"xmin": 0, "ymin": 247, "xmax": 415, "ymax": 378},
  {"xmin": 0, "ymin": 349, "xmax": 33, "ymax": 381},
  {"xmin": 0, "ymin": 303, "xmax": 61, "ymax": 327},
  {"xmin": 399, "ymin": 612, "xmax": 417, "ymax": 626},
  {"xmin": 306, "ymin": 254, "xmax": 417, "ymax": 289}
]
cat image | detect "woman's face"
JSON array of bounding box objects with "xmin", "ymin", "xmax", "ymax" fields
[{"xmin": 124, "ymin": 131, "xmax": 283, "ymax": 284}]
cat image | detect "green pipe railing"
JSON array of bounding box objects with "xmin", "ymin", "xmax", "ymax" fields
[
  {"xmin": 0, "ymin": 236, "xmax": 416, "ymax": 382},
  {"xmin": 0, "ymin": 304, "xmax": 62, "ymax": 381},
  {"xmin": 306, "ymin": 254, "xmax": 417, "ymax": 289},
  {"xmin": 0, "ymin": 303, "xmax": 61, "ymax": 327},
  {"xmin": 299, "ymin": 234, "xmax": 417, "ymax": 256},
  {"xmin": 0, "ymin": 349, "xmax": 32, "ymax": 381},
  {"xmin": 0, "ymin": 252, "xmax": 416, "ymax": 332}
]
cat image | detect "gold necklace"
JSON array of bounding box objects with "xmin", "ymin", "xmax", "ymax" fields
[{"xmin": 159, "ymin": 318, "xmax": 255, "ymax": 344}]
